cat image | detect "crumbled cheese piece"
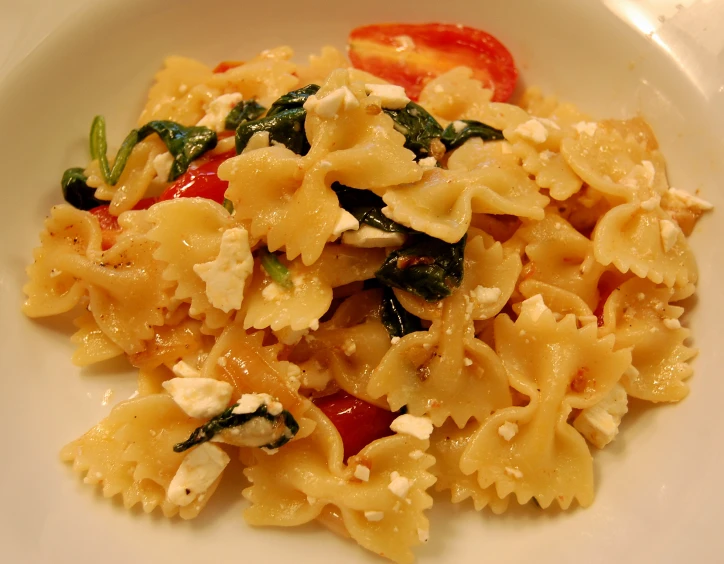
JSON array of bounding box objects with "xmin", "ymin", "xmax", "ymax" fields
[
  {"xmin": 304, "ymin": 86, "xmax": 359, "ymax": 118},
  {"xmin": 364, "ymin": 510, "xmax": 384, "ymax": 522},
  {"xmin": 216, "ymin": 356, "xmax": 227, "ymax": 368},
  {"xmin": 364, "ymin": 84, "xmax": 410, "ymax": 110},
  {"xmin": 330, "ymin": 209, "xmax": 360, "ymax": 240},
  {"xmin": 232, "ymin": 393, "xmax": 283, "ymax": 416},
  {"xmin": 354, "ymin": 464, "xmax": 370, "ymax": 482},
  {"xmin": 193, "ymin": 227, "xmax": 254, "ymax": 313},
  {"xmin": 342, "ymin": 224, "xmax": 406, "ymax": 248},
  {"xmin": 641, "ymin": 160, "xmax": 655, "ymax": 187},
  {"xmin": 390, "ymin": 414, "xmax": 433, "ymax": 440},
  {"xmin": 536, "ymin": 117, "xmax": 560, "ymax": 130},
  {"xmin": 242, "ymin": 130, "xmax": 271, "ymax": 153},
  {"xmin": 262, "ymin": 281, "xmax": 286, "ymax": 302},
  {"xmin": 573, "ymin": 383, "xmax": 628, "ymax": 449},
  {"xmin": 515, "ymin": 119, "xmax": 548, "ymax": 143},
  {"xmin": 667, "ymin": 188, "xmax": 714, "ymax": 211},
  {"xmin": 539, "ymin": 149, "xmax": 556, "ymax": 161},
  {"xmin": 261, "ymin": 447, "xmax": 278, "ymax": 455},
  {"xmin": 463, "ymin": 358, "xmax": 473, "ymax": 367},
  {"xmin": 505, "ymin": 467, "xmax": 523, "ymax": 479},
  {"xmin": 418, "ymin": 156, "xmax": 437, "ymax": 169},
  {"xmin": 497, "ymin": 421, "xmax": 519, "ymax": 441},
  {"xmin": 640, "ymin": 194, "xmax": 661, "ymax": 211},
  {"xmin": 197, "ymin": 93, "xmax": 244, "ymax": 132},
  {"xmin": 390, "ymin": 336, "xmax": 401, "ymax": 345},
  {"xmin": 172, "ymin": 360, "xmax": 201, "ymax": 379},
  {"xmin": 663, "ymin": 318, "xmax": 682, "ymax": 330},
  {"xmin": 578, "ymin": 315, "xmax": 598, "ymax": 327},
  {"xmin": 388, "ymin": 471, "xmax": 411, "ymax": 498},
  {"xmin": 418, "ymin": 528, "xmax": 429, "ymax": 543},
  {"xmin": 308, "ymin": 319, "xmax": 320, "ymax": 331},
  {"xmin": 520, "ymin": 294, "xmax": 549, "ymax": 323},
  {"xmin": 409, "ymin": 450, "xmax": 425, "ymax": 460},
  {"xmin": 452, "ymin": 120, "xmax": 466, "ymax": 133},
  {"xmin": 167, "ymin": 443, "xmax": 230, "ymax": 506},
  {"xmin": 49, "ymin": 268, "xmax": 62, "ymax": 278},
  {"xmin": 152, "ymin": 151, "xmax": 174, "ymax": 181},
  {"xmin": 394, "ymin": 35, "xmax": 416, "ymax": 51},
  {"xmin": 273, "ymin": 327, "xmax": 309, "ymax": 346},
  {"xmin": 659, "ymin": 219, "xmax": 679, "ymax": 252},
  {"xmin": 470, "ymin": 285, "xmax": 502, "ymax": 308},
  {"xmin": 162, "ymin": 377, "xmax": 233, "ymax": 419},
  {"xmin": 573, "ymin": 121, "xmax": 598, "ymax": 136},
  {"xmin": 343, "ymin": 339, "xmax": 357, "ymax": 356}
]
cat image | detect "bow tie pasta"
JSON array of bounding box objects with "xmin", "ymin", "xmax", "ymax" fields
[{"xmin": 22, "ymin": 35, "xmax": 712, "ymax": 563}]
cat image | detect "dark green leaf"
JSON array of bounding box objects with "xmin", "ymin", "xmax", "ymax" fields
[
  {"xmin": 224, "ymin": 99, "xmax": 267, "ymax": 131},
  {"xmin": 266, "ymin": 84, "xmax": 320, "ymax": 117},
  {"xmin": 138, "ymin": 120, "xmax": 217, "ymax": 181},
  {"xmin": 440, "ymin": 119, "xmax": 504, "ymax": 150},
  {"xmin": 235, "ymin": 107, "xmax": 309, "ymax": 155},
  {"xmin": 173, "ymin": 404, "xmax": 299, "ymax": 453},
  {"xmin": 260, "ymin": 248, "xmax": 293, "ymax": 289},
  {"xmin": 380, "ymin": 286, "xmax": 423, "ymax": 338},
  {"xmin": 375, "ymin": 234, "xmax": 467, "ymax": 302},
  {"xmin": 331, "ymin": 183, "xmax": 408, "ymax": 233},
  {"xmin": 384, "ymin": 101, "xmax": 443, "ymax": 159},
  {"xmin": 89, "ymin": 116, "xmax": 111, "ymax": 181},
  {"xmin": 61, "ymin": 167, "xmax": 105, "ymax": 210},
  {"xmin": 222, "ymin": 198, "xmax": 234, "ymax": 214}
]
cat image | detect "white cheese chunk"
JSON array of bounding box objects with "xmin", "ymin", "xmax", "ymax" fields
[
  {"xmin": 505, "ymin": 467, "xmax": 523, "ymax": 479},
  {"xmin": 408, "ymin": 449, "xmax": 424, "ymax": 460},
  {"xmin": 573, "ymin": 383, "xmax": 628, "ymax": 449},
  {"xmin": 515, "ymin": 119, "xmax": 548, "ymax": 143},
  {"xmin": 390, "ymin": 414, "xmax": 433, "ymax": 440},
  {"xmin": 497, "ymin": 421, "xmax": 518, "ymax": 441},
  {"xmin": 452, "ymin": 120, "xmax": 467, "ymax": 133},
  {"xmin": 470, "ymin": 285, "xmax": 502, "ymax": 308},
  {"xmin": 390, "ymin": 336, "xmax": 401, "ymax": 345},
  {"xmin": 573, "ymin": 121, "xmax": 598, "ymax": 136},
  {"xmin": 659, "ymin": 219, "xmax": 680, "ymax": 253},
  {"xmin": 331, "ymin": 209, "xmax": 360, "ymax": 238},
  {"xmin": 539, "ymin": 149, "xmax": 556, "ymax": 161},
  {"xmin": 388, "ymin": 471, "xmax": 411, "ymax": 498},
  {"xmin": 193, "ymin": 227, "xmax": 254, "ymax": 313},
  {"xmin": 232, "ymin": 393, "xmax": 283, "ymax": 416},
  {"xmin": 342, "ymin": 224, "xmax": 406, "ymax": 248},
  {"xmin": 152, "ymin": 151, "xmax": 174, "ymax": 181},
  {"xmin": 196, "ymin": 93, "xmax": 244, "ymax": 132},
  {"xmin": 520, "ymin": 294, "xmax": 549, "ymax": 323},
  {"xmin": 162, "ymin": 377, "xmax": 233, "ymax": 419},
  {"xmin": 667, "ymin": 188, "xmax": 714, "ymax": 211},
  {"xmin": 261, "ymin": 281, "xmax": 286, "ymax": 302},
  {"xmin": 640, "ymin": 194, "xmax": 661, "ymax": 211},
  {"xmin": 354, "ymin": 464, "xmax": 370, "ymax": 482},
  {"xmin": 463, "ymin": 358, "xmax": 473, "ymax": 367},
  {"xmin": 418, "ymin": 156, "xmax": 437, "ymax": 169},
  {"xmin": 640, "ymin": 160, "xmax": 655, "ymax": 187},
  {"xmin": 167, "ymin": 443, "xmax": 230, "ymax": 506},
  {"xmin": 303, "ymin": 86, "xmax": 359, "ymax": 118},
  {"xmin": 242, "ymin": 130, "xmax": 271, "ymax": 153},
  {"xmin": 364, "ymin": 510, "xmax": 384, "ymax": 522},
  {"xmin": 364, "ymin": 84, "xmax": 410, "ymax": 109},
  {"xmin": 663, "ymin": 317, "xmax": 682, "ymax": 330},
  {"xmin": 342, "ymin": 339, "xmax": 357, "ymax": 356},
  {"xmin": 172, "ymin": 360, "xmax": 201, "ymax": 379}
]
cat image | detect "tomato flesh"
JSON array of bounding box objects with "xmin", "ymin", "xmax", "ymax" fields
[
  {"xmin": 313, "ymin": 391, "xmax": 397, "ymax": 461},
  {"xmin": 158, "ymin": 151, "xmax": 235, "ymax": 204},
  {"xmin": 349, "ymin": 23, "xmax": 517, "ymax": 102}
]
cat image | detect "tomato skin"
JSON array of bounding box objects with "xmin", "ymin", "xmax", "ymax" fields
[
  {"xmin": 89, "ymin": 197, "xmax": 157, "ymax": 250},
  {"xmin": 348, "ymin": 23, "xmax": 517, "ymax": 102},
  {"xmin": 213, "ymin": 60, "xmax": 244, "ymax": 73},
  {"xmin": 158, "ymin": 151, "xmax": 235, "ymax": 204},
  {"xmin": 313, "ymin": 391, "xmax": 397, "ymax": 461}
]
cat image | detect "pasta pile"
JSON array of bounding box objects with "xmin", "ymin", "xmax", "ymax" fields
[{"xmin": 22, "ymin": 44, "xmax": 712, "ymax": 563}]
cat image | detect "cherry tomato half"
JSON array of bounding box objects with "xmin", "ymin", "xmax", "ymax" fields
[
  {"xmin": 313, "ymin": 391, "xmax": 397, "ymax": 461},
  {"xmin": 89, "ymin": 197, "xmax": 157, "ymax": 250},
  {"xmin": 158, "ymin": 151, "xmax": 235, "ymax": 204},
  {"xmin": 348, "ymin": 23, "xmax": 517, "ymax": 102}
]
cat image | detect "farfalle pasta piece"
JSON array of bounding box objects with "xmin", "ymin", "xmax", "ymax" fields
[
  {"xmin": 429, "ymin": 421, "xmax": 509, "ymax": 513},
  {"xmin": 296, "ymin": 46, "xmax": 351, "ymax": 87},
  {"xmin": 600, "ymin": 277, "xmax": 696, "ymax": 402},
  {"xmin": 23, "ymin": 205, "xmax": 103, "ymax": 317},
  {"xmin": 70, "ymin": 310, "xmax": 124, "ymax": 366},
  {"xmin": 381, "ymin": 159, "xmax": 548, "ymax": 243},
  {"xmin": 60, "ymin": 394, "xmax": 218, "ymax": 519},
  {"xmin": 459, "ymin": 298, "xmax": 632, "ymax": 509},
  {"xmin": 417, "ymin": 66, "xmax": 493, "ymax": 122},
  {"xmin": 129, "ymin": 317, "xmax": 207, "ymax": 369},
  {"xmin": 243, "ymin": 406, "xmax": 436, "ymax": 564},
  {"xmin": 593, "ymin": 202, "xmax": 698, "ymax": 288},
  {"xmin": 517, "ymin": 279, "xmax": 593, "ymax": 319}
]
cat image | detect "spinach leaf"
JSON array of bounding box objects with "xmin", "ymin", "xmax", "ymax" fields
[
  {"xmin": 384, "ymin": 101, "xmax": 444, "ymax": 159},
  {"xmin": 137, "ymin": 120, "xmax": 217, "ymax": 181},
  {"xmin": 224, "ymin": 99, "xmax": 266, "ymax": 131},
  {"xmin": 235, "ymin": 107, "xmax": 309, "ymax": 155},
  {"xmin": 331, "ymin": 183, "xmax": 408, "ymax": 233},
  {"xmin": 380, "ymin": 286, "xmax": 423, "ymax": 338},
  {"xmin": 173, "ymin": 404, "xmax": 299, "ymax": 453},
  {"xmin": 89, "ymin": 116, "xmax": 140, "ymax": 185},
  {"xmin": 259, "ymin": 248, "xmax": 293, "ymax": 289},
  {"xmin": 266, "ymin": 84, "xmax": 320, "ymax": 117},
  {"xmin": 375, "ymin": 234, "xmax": 467, "ymax": 302},
  {"xmin": 61, "ymin": 167, "xmax": 105, "ymax": 210},
  {"xmin": 222, "ymin": 198, "xmax": 234, "ymax": 214},
  {"xmin": 440, "ymin": 119, "xmax": 504, "ymax": 150}
]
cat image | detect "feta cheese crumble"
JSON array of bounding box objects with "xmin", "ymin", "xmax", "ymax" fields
[
  {"xmin": 331, "ymin": 209, "xmax": 360, "ymax": 238},
  {"xmin": 152, "ymin": 151, "xmax": 174, "ymax": 181},
  {"xmin": 193, "ymin": 227, "xmax": 254, "ymax": 313},
  {"xmin": 470, "ymin": 285, "xmax": 502, "ymax": 308},
  {"xmin": 354, "ymin": 464, "xmax": 370, "ymax": 482},
  {"xmin": 504, "ymin": 466, "xmax": 523, "ymax": 479},
  {"xmin": 573, "ymin": 383, "xmax": 628, "ymax": 449},
  {"xmin": 390, "ymin": 414, "xmax": 433, "ymax": 440},
  {"xmin": 197, "ymin": 93, "xmax": 244, "ymax": 132},
  {"xmin": 172, "ymin": 360, "xmax": 201, "ymax": 379},
  {"xmin": 388, "ymin": 471, "xmax": 411, "ymax": 498},
  {"xmin": 573, "ymin": 121, "xmax": 598, "ymax": 136},
  {"xmin": 364, "ymin": 510, "xmax": 385, "ymax": 522},
  {"xmin": 262, "ymin": 281, "xmax": 286, "ymax": 302},
  {"xmin": 520, "ymin": 294, "xmax": 549, "ymax": 323},
  {"xmin": 409, "ymin": 450, "xmax": 425, "ymax": 460},
  {"xmin": 364, "ymin": 84, "xmax": 410, "ymax": 109},
  {"xmin": 390, "ymin": 336, "xmax": 401, "ymax": 345},
  {"xmin": 242, "ymin": 130, "xmax": 271, "ymax": 153},
  {"xmin": 497, "ymin": 421, "xmax": 519, "ymax": 441},
  {"xmin": 463, "ymin": 358, "xmax": 473, "ymax": 367},
  {"xmin": 667, "ymin": 188, "xmax": 714, "ymax": 211},
  {"xmin": 342, "ymin": 224, "xmax": 406, "ymax": 248},
  {"xmin": 232, "ymin": 393, "xmax": 283, "ymax": 416},
  {"xmin": 515, "ymin": 119, "xmax": 548, "ymax": 144},
  {"xmin": 304, "ymin": 86, "xmax": 359, "ymax": 118},
  {"xmin": 640, "ymin": 195, "xmax": 661, "ymax": 211},
  {"xmin": 659, "ymin": 219, "xmax": 680, "ymax": 253},
  {"xmin": 452, "ymin": 120, "xmax": 466, "ymax": 133},
  {"xmin": 167, "ymin": 443, "xmax": 230, "ymax": 506},
  {"xmin": 162, "ymin": 377, "xmax": 234, "ymax": 419},
  {"xmin": 343, "ymin": 339, "xmax": 357, "ymax": 356},
  {"xmin": 418, "ymin": 156, "xmax": 437, "ymax": 169}
]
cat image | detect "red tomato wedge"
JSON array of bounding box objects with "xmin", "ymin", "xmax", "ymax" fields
[
  {"xmin": 158, "ymin": 151, "xmax": 235, "ymax": 204},
  {"xmin": 348, "ymin": 23, "xmax": 517, "ymax": 102},
  {"xmin": 89, "ymin": 197, "xmax": 157, "ymax": 250},
  {"xmin": 313, "ymin": 391, "xmax": 397, "ymax": 461},
  {"xmin": 213, "ymin": 60, "xmax": 244, "ymax": 73}
]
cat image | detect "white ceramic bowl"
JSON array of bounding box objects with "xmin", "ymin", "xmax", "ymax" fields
[{"xmin": 1, "ymin": 0, "xmax": 722, "ymax": 562}]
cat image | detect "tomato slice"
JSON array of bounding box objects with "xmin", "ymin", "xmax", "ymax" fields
[
  {"xmin": 213, "ymin": 60, "xmax": 244, "ymax": 74},
  {"xmin": 158, "ymin": 151, "xmax": 235, "ymax": 204},
  {"xmin": 348, "ymin": 23, "xmax": 517, "ymax": 102},
  {"xmin": 89, "ymin": 197, "xmax": 157, "ymax": 250},
  {"xmin": 313, "ymin": 391, "xmax": 397, "ymax": 461}
]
